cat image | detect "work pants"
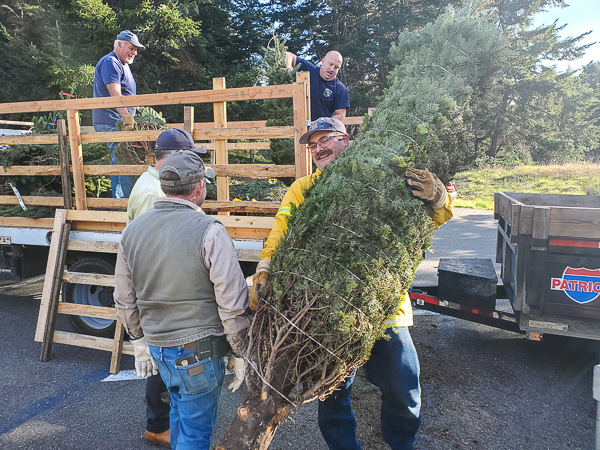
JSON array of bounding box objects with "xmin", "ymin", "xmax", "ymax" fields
[
  {"xmin": 149, "ymin": 346, "xmax": 225, "ymax": 450},
  {"xmin": 146, "ymin": 373, "xmax": 170, "ymax": 434},
  {"xmin": 318, "ymin": 326, "xmax": 422, "ymax": 450},
  {"xmin": 93, "ymin": 124, "xmax": 134, "ymax": 198}
]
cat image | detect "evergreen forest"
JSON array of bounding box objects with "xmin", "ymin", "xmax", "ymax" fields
[{"xmin": 1, "ymin": 0, "xmax": 599, "ymax": 168}]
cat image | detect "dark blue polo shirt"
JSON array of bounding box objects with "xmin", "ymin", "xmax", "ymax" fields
[
  {"xmin": 296, "ymin": 57, "xmax": 350, "ymax": 120},
  {"xmin": 92, "ymin": 52, "xmax": 137, "ymax": 125}
]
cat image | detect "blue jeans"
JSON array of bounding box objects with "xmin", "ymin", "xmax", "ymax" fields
[
  {"xmin": 149, "ymin": 346, "xmax": 225, "ymax": 450},
  {"xmin": 93, "ymin": 124, "xmax": 134, "ymax": 198},
  {"xmin": 318, "ymin": 327, "xmax": 421, "ymax": 450}
]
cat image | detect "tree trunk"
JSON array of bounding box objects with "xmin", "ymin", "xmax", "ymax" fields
[{"xmin": 215, "ymin": 391, "xmax": 295, "ymax": 450}]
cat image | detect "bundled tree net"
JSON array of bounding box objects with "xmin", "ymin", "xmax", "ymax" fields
[{"xmin": 217, "ymin": 5, "xmax": 508, "ymax": 449}]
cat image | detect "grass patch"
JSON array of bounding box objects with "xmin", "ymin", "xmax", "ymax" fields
[{"xmin": 453, "ymin": 163, "xmax": 600, "ymax": 210}]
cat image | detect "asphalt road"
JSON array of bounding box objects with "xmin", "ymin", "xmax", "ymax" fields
[{"xmin": 0, "ymin": 208, "xmax": 598, "ymax": 449}]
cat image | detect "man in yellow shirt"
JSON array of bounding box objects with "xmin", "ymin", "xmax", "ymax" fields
[{"xmin": 250, "ymin": 117, "xmax": 452, "ymax": 450}]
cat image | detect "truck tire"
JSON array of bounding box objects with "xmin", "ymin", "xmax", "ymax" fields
[{"xmin": 62, "ymin": 257, "xmax": 116, "ymax": 338}]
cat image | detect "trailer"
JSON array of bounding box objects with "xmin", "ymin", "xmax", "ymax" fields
[
  {"xmin": 410, "ymin": 192, "xmax": 600, "ymax": 341},
  {"xmin": 0, "ymin": 76, "xmax": 316, "ymax": 342}
]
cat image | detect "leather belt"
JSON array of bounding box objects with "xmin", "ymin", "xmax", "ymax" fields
[
  {"xmin": 167, "ymin": 342, "xmax": 196, "ymax": 350},
  {"xmin": 167, "ymin": 335, "xmax": 230, "ymax": 359}
]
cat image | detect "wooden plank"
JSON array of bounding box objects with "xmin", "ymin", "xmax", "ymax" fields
[
  {"xmin": 67, "ymin": 110, "xmax": 87, "ymax": 210},
  {"xmin": 52, "ymin": 330, "xmax": 134, "ymax": 356},
  {"xmin": 0, "ymin": 216, "xmax": 54, "ymax": 228},
  {"xmin": 57, "ymin": 302, "xmax": 116, "ymax": 319},
  {"xmin": 67, "ymin": 240, "xmax": 119, "ymax": 253},
  {"xmin": 0, "ymin": 134, "xmax": 58, "ymax": 145},
  {"xmin": 79, "ymin": 127, "xmax": 293, "ymax": 143},
  {"xmin": 505, "ymin": 192, "xmax": 600, "ymax": 208},
  {"xmin": 212, "ymin": 215, "xmax": 275, "ymax": 229},
  {"xmin": 293, "ymin": 72, "xmax": 311, "ymax": 178},
  {"xmin": 0, "ymin": 196, "xmax": 65, "ymax": 207},
  {"xmin": 35, "ymin": 209, "xmax": 68, "ymax": 342},
  {"xmin": 57, "ymin": 119, "xmax": 73, "ymax": 210},
  {"xmin": 82, "ymin": 164, "xmax": 295, "ymax": 178},
  {"xmin": 212, "ymin": 164, "xmax": 294, "ymax": 178},
  {"xmin": 82, "ymin": 165, "xmax": 147, "ymax": 176},
  {"xmin": 213, "ymin": 77, "xmax": 230, "ymax": 215},
  {"xmin": 62, "ymin": 271, "xmax": 115, "ymax": 287},
  {"xmin": 85, "ymin": 197, "xmax": 280, "ymax": 214},
  {"xmin": 184, "ymin": 106, "xmax": 194, "ymax": 134},
  {"xmin": 80, "ymin": 129, "xmax": 161, "ymax": 143},
  {"xmin": 0, "ymin": 119, "xmax": 34, "ymax": 126},
  {"xmin": 548, "ymin": 207, "xmax": 600, "ymax": 240},
  {"xmin": 168, "ymin": 120, "xmax": 268, "ymax": 129},
  {"xmin": 71, "ymin": 221, "xmax": 126, "ymax": 232},
  {"xmin": 0, "ymin": 85, "xmax": 294, "ymax": 114},
  {"xmin": 225, "ymin": 142, "xmax": 271, "ymax": 150},
  {"xmin": 227, "ymin": 228, "xmax": 271, "ymax": 240},
  {"xmin": 200, "ymin": 142, "xmax": 272, "ymax": 151},
  {"xmin": 532, "ymin": 206, "xmax": 550, "ymax": 240},
  {"xmin": 67, "ymin": 210, "xmax": 127, "ymax": 223},
  {"xmin": 0, "ymin": 212, "xmax": 275, "ymax": 231},
  {"xmin": 197, "ymin": 120, "xmax": 267, "ymax": 129},
  {"xmin": 193, "ymin": 127, "xmax": 294, "ymax": 140},
  {"xmin": 41, "ymin": 221, "xmax": 71, "ymax": 361},
  {"xmin": 0, "ymin": 166, "xmax": 62, "ymax": 176},
  {"xmin": 202, "ymin": 200, "xmax": 279, "ymax": 214},
  {"xmin": 86, "ymin": 198, "xmax": 128, "ymax": 209},
  {"xmin": 110, "ymin": 320, "xmax": 125, "ymax": 374}
]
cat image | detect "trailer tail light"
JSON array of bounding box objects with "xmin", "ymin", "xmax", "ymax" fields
[{"xmin": 549, "ymin": 238, "xmax": 600, "ymax": 249}]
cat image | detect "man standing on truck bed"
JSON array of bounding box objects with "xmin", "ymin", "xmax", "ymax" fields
[
  {"xmin": 114, "ymin": 150, "xmax": 250, "ymax": 449},
  {"xmin": 125, "ymin": 128, "xmax": 211, "ymax": 448},
  {"xmin": 250, "ymin": 117, "xmax": 453, "ymax": 450},
  {"xmin": 93, "ymin": 30, "xmax": 145, "ymax": 199},
  {"xmin": 285, "ymin": 51, "xmax": 350, "ymax": 121}
]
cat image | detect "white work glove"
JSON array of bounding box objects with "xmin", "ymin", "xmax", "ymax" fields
[
  {"xmin": 131, "ymin": 337, "xmax": 158, "ymax": 378},
  {"xmin": 226, "ymin": 355, "xmax": 245, "ymax": 393}
]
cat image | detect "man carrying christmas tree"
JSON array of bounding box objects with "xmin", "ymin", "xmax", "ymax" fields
[{"xmin": 250, "ymin": 117, "xmax": 453, "ymax": 450}]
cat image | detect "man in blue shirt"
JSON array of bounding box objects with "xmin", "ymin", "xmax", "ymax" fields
[
  {"xmin": 93, "ymin": 30, "xmax": 145, "ymax": 198},
  {"xmin": 286, "ymin": 51, "xmax": 350, "ymax": 121}
]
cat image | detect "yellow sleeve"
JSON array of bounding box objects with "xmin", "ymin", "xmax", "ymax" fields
[
  {"xmin": 260, "ymin": 172, "xmax": 320, "ymax": 261},
  {"xmin": 430, "ymin": 194, "xmax": 453, "ymax": 226}
]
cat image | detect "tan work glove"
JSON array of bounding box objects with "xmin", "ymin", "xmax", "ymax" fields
[
  {"xmin": 131, "ymin": 337, "xmax": 158, "ymax": 378},
  {"xmin": 122, "ymin": 114, "xmax": 136, "ymax": 131},
  {"xmin": 226, "ymin": 356, "xmax": 245, "ymax": 392},
  {"xmin": 249, "ymin": 259, "xmax": 270, "ymax": 311},
  {"xmin": 405, "ymin": 167, "xmax": 448, "ymax": 210}
]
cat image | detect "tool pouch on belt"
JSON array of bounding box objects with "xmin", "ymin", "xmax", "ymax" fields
[{"xmin": 195, "ymin": 335, "xmax": 230, "ymax": 360}]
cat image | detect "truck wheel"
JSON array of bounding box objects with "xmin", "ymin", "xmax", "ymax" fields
[{"xmin": 62, "ymin": 257, "xmax": 116, "ymax": 338}]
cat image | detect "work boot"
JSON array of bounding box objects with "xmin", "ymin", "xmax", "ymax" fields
[{"xmin": 145, "ymin": 429, "xmax": 171, "ymax": 448}]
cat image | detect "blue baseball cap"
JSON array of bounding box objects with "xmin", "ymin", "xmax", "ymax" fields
[
  {"xmin": 299, "ymin": 117, "xmax": 347, "ymax": 144},
  {"xmin": 117, "ymin": 30, "xmax": 146, "ymax": 50},
  {"xmin": 155, "ymin": 129, "xmax": 207, "ymax": 154}
]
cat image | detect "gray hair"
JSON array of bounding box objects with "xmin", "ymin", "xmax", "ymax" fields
[{"xmin": 113, "ymin": 40, "xmax": 126, "ymax": 51}]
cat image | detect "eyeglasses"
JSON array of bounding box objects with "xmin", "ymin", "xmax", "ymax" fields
[{"xmin": 307, "ymin": 134, "xmax": 344, "ymax": 152}]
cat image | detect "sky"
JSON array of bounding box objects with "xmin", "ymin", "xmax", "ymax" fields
[{"xmin": 532, "ymin": 0, "xmax": 599, "ymax": 72}]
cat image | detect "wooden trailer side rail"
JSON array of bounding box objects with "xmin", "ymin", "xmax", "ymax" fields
[{"xmin": 0, "ymin": 74, "xmax": 311, "ymax": 214}]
